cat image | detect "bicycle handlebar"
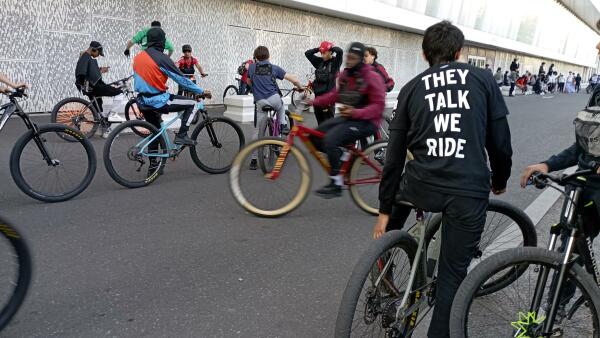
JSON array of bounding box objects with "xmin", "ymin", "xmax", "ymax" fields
[
  {"xmin": 530, "ymin": 161, "xmax": 599, "ymax": 189},
  {"xmin": 2, "ymin": 88, "xmax": 27, "ymax": 99},
  {"xmin": 108, "ymin": 75, "xmax": 133, "ymax": 86}
]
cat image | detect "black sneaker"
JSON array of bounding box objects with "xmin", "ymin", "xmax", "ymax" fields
[
  {"xmin": 174, "ymin": 135, "xmax": 197, "ymax": 146},
  {"xmin": 315, "ymin": 181, "xmax": 342, "ymax": 199},
  {"xmin": 249, "ymin": 159, "xmax": 258, "ymax": 170},
  {"xmin": 281, "ymin": 124, "xmax": 290, "ymax": 136}
]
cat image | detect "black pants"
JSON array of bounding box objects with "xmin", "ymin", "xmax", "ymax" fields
[
  {"xmin": 387, "ymin": 176, "xmax": 488, "ymax": 338},
  {"xmin": 312, "ymin": 117, "xmax": 376, "ymax": 176},
  {"xmin": 576, "ymin": 83, "xmax": 581, "ymax": 92},
  {"xmin": 509, "ymin": 82, "xmax": 516, "ymax": 96},
  {"xmin": 313, "ymin": 104, "xmax": 334, "ymax": 125},
  {"xmin": 559, "ymin": 83, "xmax": 565, "ymax": 92},
  {"xmin": 139, "ymin": 94, "xmax": 196, "ymax": 136},
  {"xmin": 88, "ymin": 82, "xmax": 122, "ymax": 113}
]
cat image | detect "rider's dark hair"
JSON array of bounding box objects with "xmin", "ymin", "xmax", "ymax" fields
[
  {"xmin": 365, "ymin": 47, "xmax": 378, "ymax": 60},
  {"xmin": 151, "ymin": 21, "xmax": 161, "ymax": 27},
  {"xmin": 253, "ymin": 46, "xmax": 270, "ymax": 61},
  {"xmin": 422, "ymin": 21, "xmax": 464, "ymax": 67}
]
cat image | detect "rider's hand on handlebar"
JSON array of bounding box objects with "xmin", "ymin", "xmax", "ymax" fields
[
  {"xmin": 0, "ymin": 87, "xmax": 10, "ymax": 94},
  {"xmin": 520, "ymin": 163, "xmax": 549, "ymax": 188},
  {"xmin": 339, "ymin": 105, "xmax": 354, "ymax": 118}
]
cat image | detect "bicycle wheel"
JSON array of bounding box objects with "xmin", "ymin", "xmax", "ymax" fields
[
  {"xmin": 424, "ymin": 199, "xmax": 537, "ymax": 297},
  {"xmin": 0, "ymin": 215, "xmax": 32, "ymax": 331},
  {"xmin": 103, "ymin": 120, "xmax": 167, "ymax": 188},
  {"xmin": 123, "ymin": 98, "xmax": 149, "ymax": 137},
  {"xmin": 229, "ymin": 137, "xmax": 311, "ymax": 217},
  {"xmin": 189, "ymin": 116, "xmax": 245, "ymax": 174},
  {"xmin": 222, "ymin": 85, "xmax": 239, "ymax": 102},
  {"xmin": 349, "ymin": 141, "xmax": 387, "ymax": 215},
  {"xmin": 335, "ymin": 230, "xmax": 422, "ymax": 338},
  {"xmin": 10, "ymin": 124, "xmax": 96, "ymax": 202},
  {"xmin": 257, "ymin": 116, "xmax": 278, "ymax": 173},
  {"xmin": 50, "ymin": 97, "xmax": 99, "ymax": 141},
  {"xmin": 450, "ymin": 247, "xmax": 600, "ymax": 338}
]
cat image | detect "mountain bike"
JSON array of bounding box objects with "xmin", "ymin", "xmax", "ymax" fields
[
  {"xmin": 450, "ymin": 164, "xmax": 600, "ymax": 338},
  {"xmin": 103, "ymin": 93, "xmax": 245, "ymax": 188},
  {"xmin": 51, "ymin": 76, "xmax": 136, "ymax": 140},
  {"xmin": 335, "ymin": 199, "xmax": 537, "ymax": 337},
  {"xmin": 223, "ymin": 77, "xmax": 250, "ymax": 101},
  {"xmin": 0, "ymin": 214, "xmax": 32, "ymax": 331},
  {"xmin": 2, "ymin": 88, "xmax": 96, "ymax": 202},
  {"xmin": 230, "ymin": 101, "xmax": 387, "ymax": 217}
]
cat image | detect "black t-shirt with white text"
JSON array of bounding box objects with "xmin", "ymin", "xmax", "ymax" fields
[{"xmin": 390, "ymin": 62, "xmax": 510, "ymax": 198}]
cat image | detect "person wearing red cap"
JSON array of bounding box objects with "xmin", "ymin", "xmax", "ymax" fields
[{"xmin": 305, "ymin": 41, "xmax": 343, "ymax": 125}]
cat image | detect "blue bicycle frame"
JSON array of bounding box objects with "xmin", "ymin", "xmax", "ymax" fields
[{"xmin": 136, "ymin": 101, "xmax": 204, "ymax": 158}]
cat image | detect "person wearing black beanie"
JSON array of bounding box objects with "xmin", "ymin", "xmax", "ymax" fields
[{"xmin": 306, "ymin": 41, "xmax": 386, "ymax": 198}]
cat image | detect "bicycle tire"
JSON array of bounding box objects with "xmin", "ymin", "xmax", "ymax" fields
[
  {"xmin": 222, "ymin": 85, "xmax": 239, "ymax": 102},
  {"xmin": 123, "ymin": 98, "xmax": 149, "ymax": 137},
  {"xmin": 257, "ymin": 115, "xmax": 276, "ymax": 173},
  {"xmin": 449, "ymin": 247, "xmax": 600, "ymax": 338},
  {"xmin": 425, "ymin": 199, "xmax": 537, "ymax": 296},
  {"xmin": 10, "ymin": 124, "xmax": 96, "ymax": 202},
  {"xmin": 0, "ymin": 215, "xmax": 32, "ymax": 332},
  {"xmin": 189, "ymin": 116, "xmax": 245, "ymax": 174},
  {"xmin": 335, "ymin": 230, "xmax": 421, "ymax": 338},
  {"xmin": 103, "ymin": 120, "xmax": 166, "ymax": 188},
  {"xmin": 229, "ymin": 137, "xmax": 311, "ymax": 217},
  {"xmin": 50, "ymin": 97, "xmax": 99, "ymax": 141},
  {"xmin": 349, "ymin": 141, "xmax": 387, "ymax": 215}
]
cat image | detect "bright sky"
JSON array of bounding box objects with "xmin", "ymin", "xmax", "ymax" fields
[{"xmin": 592, "ymin": 0, "xmax": 600, "ymax": 12}]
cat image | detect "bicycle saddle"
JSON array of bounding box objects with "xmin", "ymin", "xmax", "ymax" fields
[
  {"xmin": 397, "ymin": 200, "xmax": 415, "ymax": 208},
  {"xmin": 262, "ymin": 105, "xmax": 274, "ymax": 112}
]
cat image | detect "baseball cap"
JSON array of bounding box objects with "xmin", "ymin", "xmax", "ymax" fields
[{"xmin": 89, "ymin": 41, "xmax": 104, "ymax": 56}]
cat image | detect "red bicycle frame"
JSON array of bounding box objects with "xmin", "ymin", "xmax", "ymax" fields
[{"xmin": 268, "ymin": 113, "xmax": 383, "ymax": 187}]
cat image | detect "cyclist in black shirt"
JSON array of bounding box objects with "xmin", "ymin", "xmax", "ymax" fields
[
  {"xmin": 374, "ymin": 21, "xmax": 512, "ymax": 337},
  {"xmin": 305, "ymin": 41, "xmax": 343, "ymax": 125}
]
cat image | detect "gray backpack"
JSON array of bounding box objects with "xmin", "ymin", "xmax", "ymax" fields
[{"xmin": 574, "ymin": 106, "xmax": 600, "ymax": 157}]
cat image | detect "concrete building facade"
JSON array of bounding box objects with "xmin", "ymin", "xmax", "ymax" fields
[{"xmin": 1, "ymin": 0, "xmax": 599, "ymax": 112}]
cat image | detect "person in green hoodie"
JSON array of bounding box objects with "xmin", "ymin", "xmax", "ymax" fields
[{"xmin": 124, "ymin": 21, "xmax": 174, "ymax": 57}]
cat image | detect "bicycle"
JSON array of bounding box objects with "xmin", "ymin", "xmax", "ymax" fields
[
  {"xmin": 450, "ymin": 164, "xmax": 600, "ymax": 338},
  {"xmin": 334, "ymin": 199, "xmax": 537, "ymax": 337},
  {"xmin": 223, "ymin": 77, "xmax": 250, "ymax": 101},
  {"xmin": 51, "ymin": 76, "xmax": 137, "ymax": 140},
  {"xmin": 229, "ymin": 101, "xmax": 387, "ymax": 217},
  {"xmin": 0, "ymin": 214, "xmax": 32, "ymax": 331},
  {"xmin": 103, "ymin": 92, "xmax": 245, "ymax": 188},
  {"xmin": 2, "ymin": 88, "xmax": 96, "ymax": 202}
]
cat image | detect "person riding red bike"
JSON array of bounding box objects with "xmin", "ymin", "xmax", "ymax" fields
[{"xmin": 306, "ymin": 42, "xmax": 385, "ymax": 198}]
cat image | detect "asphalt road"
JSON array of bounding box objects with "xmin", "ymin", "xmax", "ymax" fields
[{"xmin": 0, "ymin": 92, "xmax": 590, "ymax": 337}]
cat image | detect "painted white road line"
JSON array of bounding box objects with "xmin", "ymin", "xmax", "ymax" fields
[{"xmin": 490, "ymin": 166, "xmax": 577, "ymax": 252}]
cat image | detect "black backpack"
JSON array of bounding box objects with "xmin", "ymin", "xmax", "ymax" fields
[{"xmin": 237, "ymin": 61, "xmax": 248, "ymax": 75}]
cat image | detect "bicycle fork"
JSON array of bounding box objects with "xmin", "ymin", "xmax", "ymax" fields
[
  {"xmin": 394, "ymin": 211, "xmax": 427, "ymax": 324},
  {"xmin": 29, "ymin": 123, "xmax": 60, "ymax": 167},
  {"xmin": 529, "ymin": 188, "xmax": 582, "ymax": 336}
]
